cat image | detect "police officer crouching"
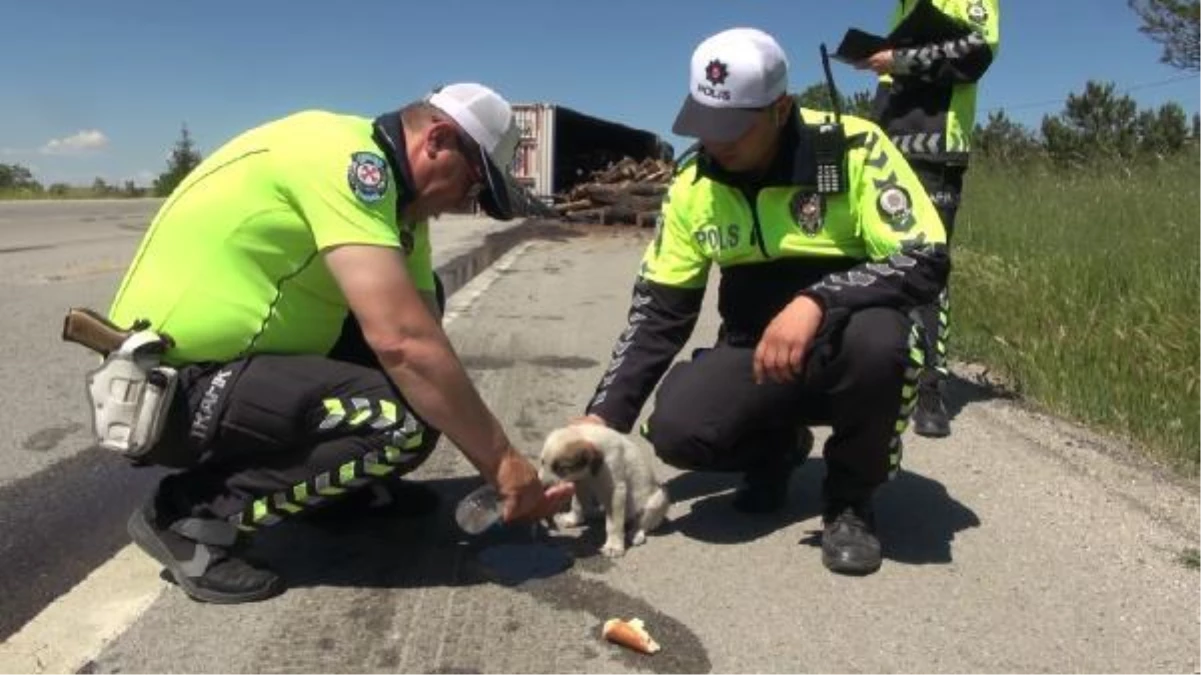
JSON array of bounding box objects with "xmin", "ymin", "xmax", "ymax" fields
[
  {"xmin": 94, "ymin": 83, "xmax": 570, "ymax": 604},
  {"xmin": 575, "ymin": 28, "xmax": 949, "ymax": 575}
]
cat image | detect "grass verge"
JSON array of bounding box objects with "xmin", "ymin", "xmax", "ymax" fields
[{"xmin": 952, "ymin": 153, "xmax": 1199, "ymax": 475}]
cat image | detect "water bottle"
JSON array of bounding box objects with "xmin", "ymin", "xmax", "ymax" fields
[{"xmin": 455, "ymin": 484, "xmax": 504, "ymax": 534}]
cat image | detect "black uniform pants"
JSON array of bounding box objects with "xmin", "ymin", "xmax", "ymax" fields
[
  {"xmin": 642, "ymin": 307, "xmax": 924, "ymax": 505},
  {"xmin": 143, "ymin": 276, "xmax": 447, "ymax": 535},
  {"xmin": 147, "ymin": 354, "xmax": 441, "ymax": 533},
  {"xmin": 910, "ymin": 160, "xmax": 966, "ymax": 387}
]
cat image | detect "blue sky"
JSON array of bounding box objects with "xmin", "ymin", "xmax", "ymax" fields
[{"xmin": 2, "ymin": 0, "xmax": 1197, "ymax": 186}]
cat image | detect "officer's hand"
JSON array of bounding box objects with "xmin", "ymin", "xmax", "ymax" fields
[
  {"xmin": 569, "ymin": 414, "xmax": 608, "ymax": 427},
  {"xmin": 753, "ymin": 295, "xmax": 824, "ymax": 385},
  {"xmin": 857, "ymin": 49, "xmax": 895, "ymax": 75},
  {"xmin": 495, "ymin": 447, "xmax": 574, "ymax": 523}
]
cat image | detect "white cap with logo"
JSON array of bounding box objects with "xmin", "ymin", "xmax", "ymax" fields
[
  {"xmin": 426, "ymin": 82, "xmax": 522, "ymax": 220},
  {"xmin": 672, "ymin": 28, "xmax": 790, "ymax": 143}
]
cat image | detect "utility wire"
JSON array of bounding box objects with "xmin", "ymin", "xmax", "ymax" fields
[{"xmin": 984, "ymin": 73, "xmax": 1197, "ymax": 115}]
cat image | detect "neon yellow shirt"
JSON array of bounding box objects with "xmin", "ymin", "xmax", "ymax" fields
[
  {"xmin": 642, "ymin": 107, "xmax": 946, "ymax": 289},
  {"xmin": 109, "ymin": 110, "xmax": 432, "ymax": 365}
]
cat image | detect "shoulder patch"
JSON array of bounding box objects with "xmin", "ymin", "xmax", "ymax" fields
[
  {"xmin": 347, "ymin": 151, "xmax": 389, "ymax": 203},
  {"xmin": 967, "ymin": 0, "xmax": 989, "ymax": 24},
  {"xmin": 877, "ymin": 184, "xmax": 916, "ymax": 232}
]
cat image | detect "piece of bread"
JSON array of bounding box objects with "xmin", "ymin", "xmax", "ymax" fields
[{"xmin": 602, "ymin": 617, "xmax": 661, "ymax": 654}]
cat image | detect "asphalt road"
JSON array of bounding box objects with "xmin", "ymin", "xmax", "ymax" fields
[
  {"xmin": 0, "ymin": 199, "xmax": 523, "ymax": 486},
  {"xmin": 0, "ymin": 200, "xmax": 1197, "ymax": 673},
  {"xmin": 0, "ymin": 199, "xmax": 543, "ymax": 649}
]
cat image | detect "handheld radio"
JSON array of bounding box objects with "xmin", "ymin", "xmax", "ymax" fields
[{"xmin": 814, "ymin": 44, "xmax": 848, "ymax": 195}]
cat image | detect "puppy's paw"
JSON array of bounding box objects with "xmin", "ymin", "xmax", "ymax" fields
[
  {"xmin": 631, "ymin": 530, "xmax": 647, "ymax": 547},
  {"xmin": 601, "ymin": 540, "xmax": 627, "ymax": 558},
  {"xmin": 554, "ymin": 512, "xmax": 585, "ymax": 529}
]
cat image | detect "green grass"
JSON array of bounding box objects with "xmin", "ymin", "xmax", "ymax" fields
[
  {"xmin": 1179, "ymin": 547, "xmax": 1200, "ymax": 570},
  {"xmin": 952, "ymin": 152, "xmax": 1200, "ymax": 474},
  {"xmin": 0, "ymin": 188, "xmax": 151, "ymax": 200}
]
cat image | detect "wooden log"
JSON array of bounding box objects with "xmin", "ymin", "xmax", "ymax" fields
[
  {"xmin": 598, "ymin": 204, "xmax": 642, "ymax": 223},
  {"xmin": 553, "ymin": 199, "xmax": 592, "ymax": 213},
  {"xmin": 595, "ymin": 157, "xmax": 638, "ymax": 183},
  {"xmin": 577, "ymin": 185, "xmax": 659, "ymax": 209},
  {"xmin": 627, "ymin": 182, "xmax": 668, "ymax": 197},
  {"xmin": 567, "ymin": 183, "xmax": 590, "ymax": 201},
  {"xmin": 579, "ymin": 184, "xmax": 625, "ymax": 205},
  {"xmin": 566, "ymin": 207, "xmax": 608, "ymax": 224},
  {"xmin": 644, "ymin": 168, "xmax": 672, "ymax": 184},
  {"xmin": 634, "ymin": 159, "xmax": 667, "ymax": 180},
  {"xmin": 552, "ymin": 156, "xmax": 677, "ymax": 209},
  {"xmin": 625, "ymin": 195, "xmax": 666, "ymax": 211}
]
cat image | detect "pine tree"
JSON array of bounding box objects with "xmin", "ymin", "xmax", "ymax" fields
[
  {"xmin": 794, "ymin": 83, "xmax": 875, "ymax": 118},
  {"xmin": 974, "ymin": 110, "xmax": 1041, "ymax": 162},
  {"xmin": 154, "ymin": 124, "xmax": 203, "ymax": 197},
  {"xmin": 1129, "ymin": 0, "xmax": 1200, "ymax": 71}
]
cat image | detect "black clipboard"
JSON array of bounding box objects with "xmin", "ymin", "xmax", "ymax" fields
[
  {"xmin": 889, "ymin": 0, "xmax": 973, "ymax": 46},
  {"xmin": 833, "ymin": 28, "xmax": 891, "ymax": 63}
]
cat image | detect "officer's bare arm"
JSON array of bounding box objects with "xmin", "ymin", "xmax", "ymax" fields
[{"xmin": 322, "ymin": 243, "xmax": 517, "ymax": 481}]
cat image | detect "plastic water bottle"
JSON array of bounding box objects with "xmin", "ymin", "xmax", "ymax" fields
[{"xmin": 455, "ymin": 484, "xmax": 504, "ymax": 534}]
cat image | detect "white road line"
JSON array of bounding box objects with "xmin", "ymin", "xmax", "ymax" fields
[
  {"xmin": 0, "ymin": 545, "xmax": 163, "ymax": 674},
  {"xmin": 0, "ymin": 240, "xmax": 539, "ymax": 674},
  {"xmin": 442, "ymin": 242, "xmax": 536, "ymax": 325}
]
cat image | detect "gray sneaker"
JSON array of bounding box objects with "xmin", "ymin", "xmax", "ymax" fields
[{"xmin": 127, "ymin": 497, "xmax": 284, "ymax": 604}]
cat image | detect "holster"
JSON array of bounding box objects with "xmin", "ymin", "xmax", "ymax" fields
[{"xmin": 85, "ymin": 330, "xmax": 178, "ymax": 460}]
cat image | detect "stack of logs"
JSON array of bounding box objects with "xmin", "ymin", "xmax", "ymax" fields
[{"xmin": 552, "ymin": 157, "xmax": 673, "ymax": 227}]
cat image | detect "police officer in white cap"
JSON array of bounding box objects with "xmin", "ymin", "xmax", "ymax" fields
[
  {"xmin": 102, "ymin": 82, "xmax": 572, "ymax": 603},
  {"xmin": 575, "ymin": 28, "xmax": 950, "ymax": 576}
]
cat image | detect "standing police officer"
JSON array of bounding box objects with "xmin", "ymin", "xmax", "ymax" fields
[
  {"xmin": 856, "ymin": 0, "xmax": 1001, "ymax": 437},
  {"xmin": 575, "ymin": 28, "xmax": 949, "ymax": 576}
]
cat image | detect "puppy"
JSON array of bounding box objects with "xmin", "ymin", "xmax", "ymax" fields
[{"xmin": 539, "ymin": 423, "xmax": 670, "ymax": 557}]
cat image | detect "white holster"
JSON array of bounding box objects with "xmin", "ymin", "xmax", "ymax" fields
[{"xmin": 85, "ymin": 330, "xmax": 178, "ymax": 459}]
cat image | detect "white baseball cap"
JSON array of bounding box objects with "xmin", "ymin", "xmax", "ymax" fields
[
  {"xmin": 672, "ymin": 28, "xmax": 790, "ymax": 142},
  {"xmin": 426, "ymin": 82, "xmax": 521, "ymax": 220}
]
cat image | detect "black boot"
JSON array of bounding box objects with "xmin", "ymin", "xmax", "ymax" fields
[
  {"xmin": 127, "ymin": 488, "xmax": 284, "ymax": 604},
  {"xmin": 913, "ymin": 379, "xmax": 951, "ymax": 438},
  {"xmin": 732, "ymin": 427, "xmax": 814, "ymax": 514},
  {"xmin": 821, "ymin": 500, "xmax": 882, "ymax": 576}
]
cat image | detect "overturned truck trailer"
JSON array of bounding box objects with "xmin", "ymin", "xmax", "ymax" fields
[{"xmin": 511, "ymin": 103, "xmax": 674, "ymax": 225}]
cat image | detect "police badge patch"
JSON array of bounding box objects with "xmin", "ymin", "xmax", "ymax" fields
[
  {"xmin": 877, "ymin": 185, "xmax": 915, "ymax": 232},
  {"xmin": 791, "ymin": 191, "xmax": 824, "ymax": 236},
  {"xmin": 967, "ymin": 0, "xmax": 988, "ymax": 24},
  {"xmin": 347, "ymin": 151, "xmax": 389, "ymax": 203}
]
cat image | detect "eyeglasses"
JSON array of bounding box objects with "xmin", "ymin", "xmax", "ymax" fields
[{"xmin": 451, "ymin": 128, "xmax": 486, "ymax": 196}]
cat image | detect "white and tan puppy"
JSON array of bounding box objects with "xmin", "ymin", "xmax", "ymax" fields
[{"xmin": 539, "ymin": 423, "xmax": 670, "ymax": 557}]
